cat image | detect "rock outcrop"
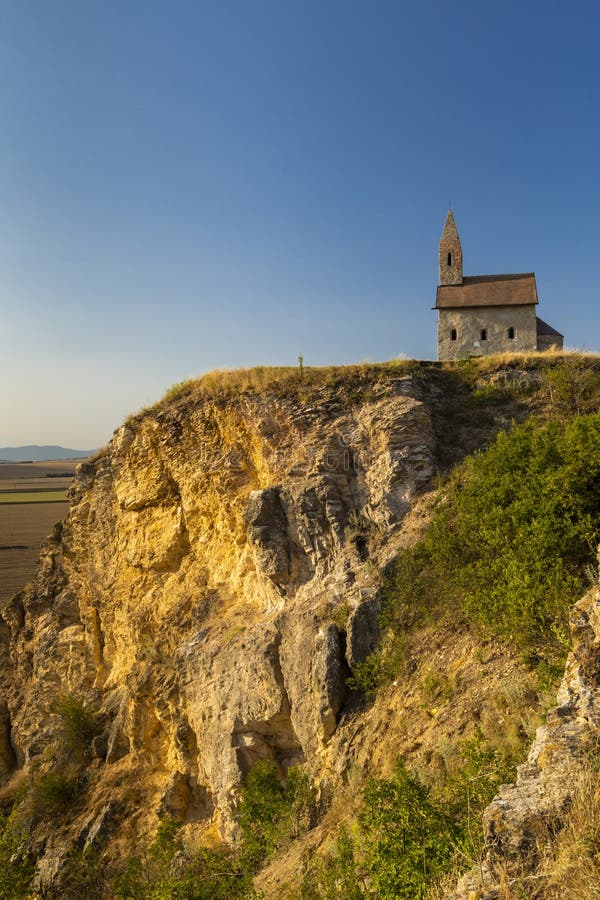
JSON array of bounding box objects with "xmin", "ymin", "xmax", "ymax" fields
[
  {"xmin": 452, "ymin": 569, "xmax": 600, "ymax": 898},
  {"xmin": 0, "ymin": 375, "xmax": 439, "ymax": 874},
  {"xmin": 7, "ymin": 363, "xmax": 593, "ymax": 893}
]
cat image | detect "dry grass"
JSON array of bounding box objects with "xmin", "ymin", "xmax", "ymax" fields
[
  {"xmin": 0, "ymin": 769, "xmax": 30, "ymax": 808},
  {"xmin": 162, "ymin": 359, "xmax": 425, "ymax": 402},
  {"xmin": 464, "ymin": 348, "xmax": 600, "ymax": 376},
  {"xmin": 122, "ymin": 358, "xmax": 432, "ymax": 426},
  {"xmin": 151, "ymin": 351, "xmax": 600, "ymax": 413},
  {"xmin": 431, "ymin": 761, "xmax": 600, "ymax": 899},
  {"xmin": 532, "ymin": 764, "xmax": 600, "ymax": 899},
  {"xmin": 118, "ymin": 352, "xmax": 600, "ymax": 431}
]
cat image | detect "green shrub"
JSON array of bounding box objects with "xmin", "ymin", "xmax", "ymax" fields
[
  {"xmin": 175, "ymin": 846, "xmax": 255, "ymax": 899},
  {"xmin": 302, "ymin": 761, "xmax": 456, "ymax": 899},
  {"xmin": 238, "ymin": 761, "xmax": 316, "ymax": 870},
  {"xmin": 112, "ymin": 817, "xmax": 255, "ymax": 900},
  {"xmin": 436, "ymin": 729, "xmax": 521, "ymax": 864},
  {"xmin": 300, "ymin": 825, "xmax": 364, "ymax": 900},
  {"xmin": 354, "ymin": 413, "xmax": 600, "ymax": 694},
  {"xmin": 347, "ymin": 630, "xmax": 411, "ymax": 696},
  {"xmin": 44, "ymin": 848, "xmax": 108, "ymax": 899},
  {"xmin": 302, "ymin": 730, "xmax": 522, "ymax": 900},
  {"xmin": 25, "ymin": 770, "xmax": 80, "ymax": 825},
  {"xmin": 53, "ymin": 694, "xmax": 101, "ymax": 758},
  {"xmin": 113, "ymin": 818, "xmax": 186, "ymax": 898},
  {"xmin": 359, "ymin": 761, "xmax": 456, "ymax": 899},
  {"xmin": 543, "ymin": 357, "xmax": 600, "ymax": 417},
  {"xmin": 0, "ymin": 810, "xmax": 34, "ymax": 898}
]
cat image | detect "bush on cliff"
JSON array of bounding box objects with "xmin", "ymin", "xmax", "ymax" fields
[
  {"xmin": 301, "ymin": 733, "xmax": 521, "ymax": 899},
  {"xmin": 0, "ymin": 810, "xmax": 34, "ymax": 898},
  {"xmin": 22, "ymin": 770, "xmax": 81, "ymax": 826},
  {"xmin": 110, "ymin": 763, "xmax": 314, "ymax": 899},
  {"xmin": 355, "ymin": 412, "xmax": 600, "ymax": 693},
  {"xmin": 53, "ymin": 693, "xmax": 102, "ymax": 759},
  {"xmin": 302, "ymin": 761, "xmax": 456, "ymax": 899},
  {"xmin": 238, "ymin": 760, "xmax": 317, "ymax": 869},
  {"xmin": 112, "ymin": 817, "xmax": 255, "ymax": 899}
]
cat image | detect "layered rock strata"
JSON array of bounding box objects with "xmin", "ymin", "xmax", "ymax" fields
[{"xmin": 0, "ymin": 377, "xmax": 437, "ymax": 870}]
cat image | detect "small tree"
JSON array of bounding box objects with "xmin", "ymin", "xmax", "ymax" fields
[
  {"xmin": 53, "ymin": 694, "xmax": 101, "ymax": 758},
  {"xmin": 238, "ymin": 761, "xmax": 316, "ymax": 870}
]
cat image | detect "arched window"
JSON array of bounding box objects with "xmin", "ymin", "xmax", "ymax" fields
[
  {"xmin": 451, "ymin": 328, "xmax": 457, "ymax": 341},
  {"xmin": 480, "ymin": 329, "xmax": 487, "ymax": 341},
  {"xmin": 447, "ymin": 252, "xmax": 452, "ymax": 266},
  {"xmin": 508, "ymin": 326, "xmax": 515, "ymax": 339}
]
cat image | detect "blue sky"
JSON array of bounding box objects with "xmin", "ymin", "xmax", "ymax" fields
[{"xmin": 1, "ymin": 0, "xmax": 599, "ymax": 447}]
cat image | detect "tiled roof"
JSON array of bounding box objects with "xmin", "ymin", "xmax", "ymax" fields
[
  {"xmin": 536, "ymin": 316, "xmax": 563, "ymax": 338},
  {"xmin": 436, "ymin": 273, "xmax": 538, "ymax": 309}
]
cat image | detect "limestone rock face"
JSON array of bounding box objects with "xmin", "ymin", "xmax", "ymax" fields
[
  {"xmin": 452, "ymin": 574, "xmax": 600, "ymax": 898},
  {"xmin": 244, "ymin": 487, "xmax": 291, "ymax": 588},
  {"xmin": 0, "ymin": 378, "xmax": 438, "ymax": 865}
]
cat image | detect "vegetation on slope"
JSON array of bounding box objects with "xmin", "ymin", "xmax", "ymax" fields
[
  {"xmin": 141, "ymin": 348, "xmax": 600, "ymax": 409},
  {"xmin": 297, "ymin": 724, "xmax": 529, "ymax": 899},
  {"xmin": 2, "ymin": 761, "xmax": 315, "ymax": 899},
  {"xmin": 354, "ymin": 411, "xmax": 600, "ymax": 697},
  {"xmin": 285, "ymin": 436, "xmax": 598, "ymax": 896},
  {"xmin": 5, "ymin": 353, "xmax": 600, "ymax": 898},
  {"xmin": 317, "ymin": 360, "xmax": 600, "ymax": 898}
]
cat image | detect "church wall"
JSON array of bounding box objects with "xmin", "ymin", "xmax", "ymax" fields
[
  {"xmin": 437, "ymin": 305, "xmax": 537, "ymax": 360},
  {"xmin": 537, "ymin": 332, "xmax": 564, "ymax": 352}
]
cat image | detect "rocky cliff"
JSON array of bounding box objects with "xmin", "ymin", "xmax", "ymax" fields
[
  {"xmin": 0, "ymin": 368, "xmax": 448, "ymax": 882},
  {"xmin": 2, "ymin": 359, "xmax": 597, "ymax": 896}
]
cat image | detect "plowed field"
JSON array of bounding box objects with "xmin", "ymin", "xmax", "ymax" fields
[{"xmin": 0, "ymin": 460, "xmax": 82, "ymax": 602}]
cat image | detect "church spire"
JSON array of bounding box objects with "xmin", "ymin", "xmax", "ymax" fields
[{"xmin": 439, "ymin": 209, "xmax": 463, "ymax": 285}]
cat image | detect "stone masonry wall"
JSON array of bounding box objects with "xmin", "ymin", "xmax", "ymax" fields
[
  {"xmin": 537, "ymin": 332, "xmax": 564, "ymax": 352},
  {"xmin": 437, "ymin": 304, "xmax": 537, "ymax": 360},
  {"xmin": 439, "ymin": 233, "xmax": 462, "ymax": 285}
]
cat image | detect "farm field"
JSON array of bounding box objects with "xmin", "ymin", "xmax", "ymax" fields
[
  {"xmin": 0, "ymin": 459, "xmax": 84, "ymax": 603},
  {"xmin": 0, "ymin": 503, "xmax": 68, "ymax": 602},
  {"xmin": 0, "ymin": 492, "xmax": 67, "ymax": 503}
]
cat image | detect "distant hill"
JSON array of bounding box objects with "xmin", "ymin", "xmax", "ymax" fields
[{"xmin": 0, "ymin": 446, "xmax": 92, "ymax": 462}]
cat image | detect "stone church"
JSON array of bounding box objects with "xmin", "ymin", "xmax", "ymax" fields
[{"xmin": 435, "ymin": 211, "xmax": 563, "ymax": 360}]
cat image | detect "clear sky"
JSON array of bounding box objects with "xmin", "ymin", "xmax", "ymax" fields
[{"xmin": 1, "ymin": 0, "xmax": 599, "ymax": 448}]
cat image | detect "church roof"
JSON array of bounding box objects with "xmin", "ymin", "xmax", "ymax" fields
[
  {"xmin": 436, "ymin": 273, "xmax": 538, "ymax": 309},
  {"xmin": 536, "ymin": 316, "xmax": 563, "ymax": 338},
  {"xmin": 440, "ymin": 210, "xmax": 462, "ymax": 247}
]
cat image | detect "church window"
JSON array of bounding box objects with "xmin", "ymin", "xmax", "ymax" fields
[
  {"xmin": 480, "ymin": 329, "xmax": 487, "ymax": 341},
  {"xmin": 447, "ymin": 252, "xmax": 452, "ymax": 266},
  {"xmin": 451, "ymin": 328, "xmax": 457, "ymax": 341},
  {"xmin": 508, "ymin": 326, "xmax": 515, "ymax": 339}
]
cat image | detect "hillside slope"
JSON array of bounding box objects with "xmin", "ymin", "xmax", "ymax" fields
[{"xmin": 0, "ymin": 356, "xmax": 599, "ymax": 897}]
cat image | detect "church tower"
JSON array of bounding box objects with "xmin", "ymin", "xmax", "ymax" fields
[{"xmin": 439, "ymin": 209, "xmax": 463, "ymax": 285}]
